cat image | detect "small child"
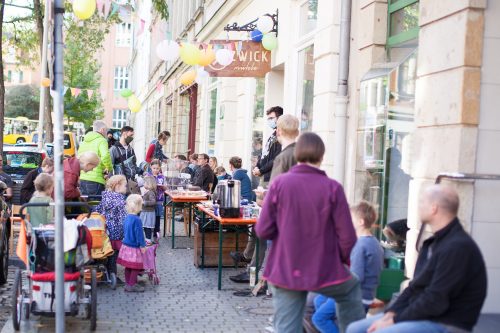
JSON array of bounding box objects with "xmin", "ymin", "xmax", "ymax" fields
[
  {"xmin": 215, "ymin": 166, "xmax": 231, "ymax": 181},
  {"xmin": 117, "ymin": 194, "xmax": 146, "ymax": 293},
  {"xmin": 146, "ymin": 159, "xmax": 166, "ymax": 242},
  {"xmin": 312, "ymin": 201, "xmax": 384, "ymax": 333},
  {"xmin": 27, "ymin": 173, "xmax": 54, "ymax": 227},
  {"xmin": 95, "ymin": 175, "xmax": 128, "ymax": 278},
  {"xmin": 141, "ymin": 176, "xmax": 157, "ymax": 245}
]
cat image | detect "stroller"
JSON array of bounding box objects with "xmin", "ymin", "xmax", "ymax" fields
[
  {"xmin": 142, "ymin": 244, "xmax": 160, "ymax": 285},
  {"xmin": 79, "ymin": 212, "xmax": 117, "ymax": 289}
]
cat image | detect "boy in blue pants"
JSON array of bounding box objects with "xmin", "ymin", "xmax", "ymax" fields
[{"xmin": 312, "ymin": 201, "xmax": 384, "ymax": 333}]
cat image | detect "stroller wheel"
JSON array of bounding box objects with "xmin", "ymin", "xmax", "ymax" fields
[{"xmin": 110, "ymin": 272, "xmax": 117, "ymax": 290}]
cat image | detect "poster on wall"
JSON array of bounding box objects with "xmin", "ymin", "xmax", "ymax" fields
[{"xmin": 206, "ymin": 40, "xmax": 271, "ymax": 77}]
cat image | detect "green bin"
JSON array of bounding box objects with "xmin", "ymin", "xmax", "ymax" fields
[{"xmin": 376, "ymin": 268, "xmax": 405, "ymax": 301}]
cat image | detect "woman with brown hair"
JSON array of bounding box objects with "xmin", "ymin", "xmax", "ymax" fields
[{"xmin": 145, "ymin": 131, "xmax": 170, "ymax": 163}]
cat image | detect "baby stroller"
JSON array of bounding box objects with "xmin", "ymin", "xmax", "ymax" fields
[
  {"xmin": 12, "ymin": 202, "xmax": 98, "ymax": 331},
  {"xmin": 142, "ymin": 244, "xmax": 159, "ymax": 285},
  {"xmin": 80, "ymin": 212, "xmax": 117, "ymax": 290}
]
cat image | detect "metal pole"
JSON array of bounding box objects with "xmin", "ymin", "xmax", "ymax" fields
[
  {"xmin": 37, "ymin": 0, "xmax": 50, "ymax": 150},
  {"xmin": 52, "ymin": 0, "xmax": 65, "ymax": 331}
]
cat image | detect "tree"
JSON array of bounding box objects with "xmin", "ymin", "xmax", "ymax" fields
[{"xmin": 4, "ymin": 85, "xmax": 39, "ymax": 119}]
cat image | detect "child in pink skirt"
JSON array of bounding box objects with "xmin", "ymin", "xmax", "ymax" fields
[{"xmin": 117, "ymin": 194, "xmax": 146, "ymax": 292}]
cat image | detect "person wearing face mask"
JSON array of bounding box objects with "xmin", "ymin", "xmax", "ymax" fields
[
  {"xmin": 110, "ymin": 126, "xmax": 142, "ymax": 193},
  {"xmin": 252, "ymin": 106, "xmax": 283, "ymax": 188},
  {"xmin": 78, "ymin": 120, "xmax": 113, "ymax": 197}
]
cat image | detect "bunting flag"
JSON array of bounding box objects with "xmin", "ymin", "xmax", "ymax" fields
[
  {"xmin": 70, "ymin": 87, "xmax": 81, "ymax": 97},
  {"xmin": 96, "ymin": 0, "xmax": 104, "ymax": 15},
  {"xmin": 87, "ymin": 89, "xmax": 94, "ymax": 99},
  {"xmin": 63, "ymin": 86, "xmax": 69, "ymax": 95},
  {"xmin": 110, "ymin": 2, "xmax": 120, "ymax": 17},
  {"xmin": 137, "ymin": 19, "xmax": 145, "ymax": 36},
  {"xmin": 156, "ymin": 81, "xmax": 163, "ymax": 93},
  {"xmin": 103, "ymin": 0, "xmax": 112, "ymax": 18}
]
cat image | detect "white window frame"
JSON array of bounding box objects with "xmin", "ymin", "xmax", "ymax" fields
[
  {"xmin": 112, "ymin": 109, "xmax": 129, "ymax": 129},
  {"xmin": 115, "ymin": 22, "xmax": 132, "ymax": 47},
  {"xmin": 113, "ymin": 66, "xmax": 130, "ymax": 91}
]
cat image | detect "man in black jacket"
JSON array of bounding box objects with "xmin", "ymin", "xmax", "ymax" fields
[
  {"xmin": 347, "ymin": 185, "xmax": 487, "ymax": 333},
  {"xmin": 192, "ymin": 154, "xmax": 215, "ymax": 192},
  {"xmin": 252, "ymin": 106, "xmax": 283, "ymax": 188},
  {"xmin": 110, "ymin": 126, "xmax": 141, "ymax": 182}
]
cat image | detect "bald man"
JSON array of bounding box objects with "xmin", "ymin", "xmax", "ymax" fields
[{"xmin": 348, "ymin": 185, "xmax": 487, "ymax": 333}]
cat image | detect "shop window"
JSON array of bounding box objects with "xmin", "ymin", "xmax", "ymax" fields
[
  {"xmin": 251, "ymin": 78, "xmax": 265, "ymax": 191},
  {"xmin": 207, "ymin": 88, "xmax": 217, "ymax": 156},
  {"xmin": 113, "ymin": 66, "xmax": 130, "ymax": 91},
  {"xmin": 297, "ymin": 45, "xmax": 315, "ymax": 132},
  {"xmin": 388, "ymin": 0, "xmax": 419, "ymax": 47},
  {"xmin": 112, "ymin": 109, "xmax": 129, "ymax": 129},
  {"xmin": 355, "ymin": 50, "xmax": 417, "ymax": 238},
  {"xmin": 299, "ymin": 0, "xmax": 318, "ymax": 36}
]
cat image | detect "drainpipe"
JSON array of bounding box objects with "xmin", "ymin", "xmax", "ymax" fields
[{"xmin": 332, "ymin": 0, "xmax": 352, "ymax": 184}]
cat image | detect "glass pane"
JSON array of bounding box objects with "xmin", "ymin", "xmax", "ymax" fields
[
  {"xmin": 390, "ymin": 2, "xmax": 419, "ymax": 37},
  {"xmin": 208, "ymin": 89, "xmax": 217, "ymax": 156},
  {"xmin": 299, "ymin": 0, "xmax": 318, "ymax": 36},
  {"xmin": 297, "ymin": 45, "xmax": 315, "ymax": 132},
  {"xmin": 251, "ymin": 78, "xmax": 265, "ymax": 191}
]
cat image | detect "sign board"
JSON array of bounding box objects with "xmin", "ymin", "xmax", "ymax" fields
[{"xmin": 206, "ymin": 40, "xmax": 271, "ymax": 77}]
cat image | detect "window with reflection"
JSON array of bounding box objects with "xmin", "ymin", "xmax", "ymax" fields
[
  {"xmin": 251, "ymin": 78, "xmax": 265, "ymax": 191},
  {"xmin": 297, "ymin": 45, "xmax": 315, "ymax": 132},
  {"xmin": 355, "ymin": 51, "xmax": 417, "ymax": 237},
  {"xmin": 299, "ymin": 0, "xmax": 318, "ymax": 36}
]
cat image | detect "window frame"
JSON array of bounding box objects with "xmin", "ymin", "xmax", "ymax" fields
[
  {"xmin": 115, "ymin": 22, "xmax": 132, "ymax": 47},
  {"xmin": 387, "ymin": 0, "xmax": 419, "ymax": 48},
  {"xmin": 112, "ymin": 109, "xmax": 129, "ymax": 129},
  {"xmin": 113, "ymin": 66, "xmax": 130, "ymax": 91}
]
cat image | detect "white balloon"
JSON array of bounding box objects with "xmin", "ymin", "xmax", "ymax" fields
[
  {"xmin": 256, "ymin": 15, "xmax": 274, "ymax": 33},
  {"xmin": 195, "ymin": 68, "xmax": 210, "ymax": 84},
  {"xmin": 215, "ymin": 49, "xmax": 234, "ymax": 66},
  {"xmin": 156, "ymin": 40, "xmax": 179, "ymax": 61}
]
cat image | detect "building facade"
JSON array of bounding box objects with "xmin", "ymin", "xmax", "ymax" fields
[{"xmin": 130, "ymin": 0, "xmax": 500, "ymax": 314}]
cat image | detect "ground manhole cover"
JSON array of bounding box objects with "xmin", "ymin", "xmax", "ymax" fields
[{"xmin": 245, "ymin": 306, "xmax": 274, "ymax": 315}]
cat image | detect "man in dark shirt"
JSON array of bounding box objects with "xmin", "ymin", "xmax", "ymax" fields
[
  {"xmin": 347, "ymin": 185, "xmax": 487, "ymax": 333},
  {"xmin": 193, "ymin": 154, "xmax": 215, "ymax": 192},
  {"xmin": 252, "ymin": 106, "xmax": 283, "ymax": 188}
]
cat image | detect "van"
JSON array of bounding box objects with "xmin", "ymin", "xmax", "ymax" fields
[{"xmin": 31, "ymin": 131, "xmax": 78, "ymax": 157}]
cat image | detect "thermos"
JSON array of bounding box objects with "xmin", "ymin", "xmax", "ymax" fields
[{"xmin": 215, "ymin": 179, "xmax": 241, "ymax": 218}]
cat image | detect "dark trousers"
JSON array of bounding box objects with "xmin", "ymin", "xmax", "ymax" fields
[{"xmin": 80, "ymin": 180, "xmax": 105, "ymax": 199}]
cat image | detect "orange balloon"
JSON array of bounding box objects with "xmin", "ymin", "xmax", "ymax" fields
[
  {"xmin": 180, "ymin": 70, "xmax": 197, "ymax": 86},
  {"xmin": 198, "ymin": 49, "xmax": 216, "ymax": 66},
  {"xmin": 41, "ymin": 78, "xmax": 51, "ymax": 87}
]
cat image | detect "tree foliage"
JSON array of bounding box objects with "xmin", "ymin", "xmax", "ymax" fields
[
  {"xmin": 5, "ymin": 84, "xmax": 39, "ymax": 119},
  {"xmin": 152, "ymin": 0, "xmax": 169, "ymax": 21}
]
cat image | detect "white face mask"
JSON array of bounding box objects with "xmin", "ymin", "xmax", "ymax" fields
[{"xmin": 267, "ymin": 119, "xmax": 277, "ymax": 129}]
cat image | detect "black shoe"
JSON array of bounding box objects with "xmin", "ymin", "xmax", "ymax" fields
[
  {"xmin": 230, "ymin": 251, "xmax": 251, "ymax": 266},
  {"xmin": 229, "ymin": 271, "xmax": 250, "ymax": 283}
]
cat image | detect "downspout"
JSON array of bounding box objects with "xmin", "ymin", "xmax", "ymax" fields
[{"xmin": 332, "ymin": 0, "xmax": 352, "ymax": 184}]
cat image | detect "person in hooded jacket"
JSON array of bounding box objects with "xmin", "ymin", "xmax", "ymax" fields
[
  {"xmin": 78, "ymin": 120, "xmax": 113, "ymax": 197},
  {"xmin": 109, "ymin": 126, "xmax": 141, "ymax": 182}
]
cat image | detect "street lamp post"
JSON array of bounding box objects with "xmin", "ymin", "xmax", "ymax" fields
[
  {"xmin": 52, "ymin": 0, "xmax": 65, "ymax": 331},
  {"xmin": 37, "ymin": 0, "xmax": 50, "ymax": 150}
]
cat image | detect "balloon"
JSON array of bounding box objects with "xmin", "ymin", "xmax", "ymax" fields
[
  {"xmin": 179, "ymin": 43, "xmax": 201, "ymax": 66},
  {"xmin": 120, "ymin": 88, "xmax": 133, "ymax": 98},
  {"xmin": 180, "ymin": 70, "xmax": 197, "ymax": 86},
  {"xmin": 262, "ymin": 33, "xmax": 278, "ymax": 51},
  {"xmin": 156, "ymin": 40, "xmax": 180, "ymax": 61},
  {"xmin": 73, "ymin": 0, "xmax": 96, "ymax": 20},
  {"xmin": 215, "ymin": 49, "xmax": 234, "ymax": 66},
  {"xmin": 250, "ymin": 30, "xmax": 264, "ymax": 42},
  {"xmin": 195, "ymin": 68, "xmax": 209, "ymax": 85},
  {"xmin": 41, "ymin": 78, "xmax": 51, "ymax": 87},
  {"xmin": 128, "ymin": 95, "xmax": 141, "ymax": 113},
  {"xmin": 256, "ymin": 15, "xmax": 274, "ymax": 33},
  {"xmin": 198, "ymin": 48, "xmax": 216, "ymax": 66}
]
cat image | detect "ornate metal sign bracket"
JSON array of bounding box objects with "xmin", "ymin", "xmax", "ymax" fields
[{"xmin": 223, "ymin": 9, "xmax": 279, "ymax": 36}]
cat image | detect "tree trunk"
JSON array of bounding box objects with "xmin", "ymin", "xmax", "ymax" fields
[
  {"xmin": 34, "ymin": 0, "xmax": 53, "ymax": 142},
  {"xmin": 0, "ymin": 0, "xmax": 6, "ymax": 155}
]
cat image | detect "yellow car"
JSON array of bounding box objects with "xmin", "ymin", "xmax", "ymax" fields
[
  {"xmin": 3, "ymin": 134, "xmax": 31, "ymax": 144},
  {"xmin": 31, "ymin": 131, "xmax": 78, "ymax": 157}
]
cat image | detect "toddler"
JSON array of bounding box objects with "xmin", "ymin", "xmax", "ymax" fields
[{"xmin": 141, "ymin": 176, "xmax": 157, "ymax": 244}]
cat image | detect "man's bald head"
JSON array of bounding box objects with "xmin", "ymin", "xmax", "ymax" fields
[{"xmin": 419, "ymin": 185, "xmax": 460, "ymax": 227}]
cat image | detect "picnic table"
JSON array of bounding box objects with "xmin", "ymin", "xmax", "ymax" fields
[
  {"xmin": 163, "ymin": 191, "xmax": 209, "ymax": 249},
  {"xmin": 196, "ymin": 203, "xmax": 259, "ymax": 290}
]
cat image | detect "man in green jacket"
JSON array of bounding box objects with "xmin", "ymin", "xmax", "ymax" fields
[{"xmin": 78, "ymin": 120, "xmax": 113, "ymax": 197}]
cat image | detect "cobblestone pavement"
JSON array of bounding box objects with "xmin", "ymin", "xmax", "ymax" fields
[{"xmin": 0, "ymin": 220, "xmax": 273, "ymax": 332}]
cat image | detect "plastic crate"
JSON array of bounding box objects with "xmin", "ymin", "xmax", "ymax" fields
[{"xmin": 376, "ymin": 268, "xmax": 405, "ymax": 301}]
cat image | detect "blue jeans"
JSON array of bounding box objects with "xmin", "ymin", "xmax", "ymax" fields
[
  {"xmin": 270, "ymin": 275, "xmax": 365, "ymax": 333},
  {"xmin": 313, "ymin": 295, "xmax": 339, "ymax": 333},
  {"xmin": 80, "ymin": 180, "xmax": 105, "ymax": 199},
  {"xmin": 346, "ymin": 313, "xmax": 450, "ymax": 333}
]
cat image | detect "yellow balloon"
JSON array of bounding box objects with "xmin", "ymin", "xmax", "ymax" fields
[
  {"xmin": 128, "ymin": 95, "xmax": 142, "ymax": 113},
  {"xmin": 180, "ymin": 43, "xmax": 201, "ymax": 66},
  {"xmin": 41, "ymin": 78, "xmax": 51, "ymax": 87},
  {"xmin": 73, "ymin": 0, "xmax": 96, "ymax": 20},
  {"xmin": 198, "ymin": 49, "xmax": 216, "ymax": 66},
  {"xmin": 180, "ymin": 70, "xmax": 197, "ymax": 86}
]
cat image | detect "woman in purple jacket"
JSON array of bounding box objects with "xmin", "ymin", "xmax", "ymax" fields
[{"xmin": 255, "ymin": 132, "xmax": 365, "ymax": 333}]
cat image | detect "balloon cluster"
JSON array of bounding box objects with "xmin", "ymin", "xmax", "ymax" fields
[
  {"xmin": 120, "ymin": 89, "xmax": 141, "ymax": 113},
  {"xmin": 250, "ymin": 15, "xmax": 277, "ymax": 51}
]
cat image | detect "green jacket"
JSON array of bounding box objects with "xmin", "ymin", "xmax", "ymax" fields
[{"xmin": 78, "ymin": 132, "xmax": 112, "ymax": 185}]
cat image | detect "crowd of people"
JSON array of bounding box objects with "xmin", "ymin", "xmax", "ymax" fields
[{"xmin": 6, "ymin": 107, "xmax": 489, "ymax": 332}]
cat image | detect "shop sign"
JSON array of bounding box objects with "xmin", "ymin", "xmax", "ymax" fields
[{"xmin": 206, "ymin": 40, "xmax": 271, "ymax": 77}]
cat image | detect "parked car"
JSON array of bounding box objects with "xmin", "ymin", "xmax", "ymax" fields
[
  {"xmin": 3, "ymin": 134, "xmax": 31, "ymax": 144},
  {"xmin": 32, "ymin": 131, "xmax": 78, "ymax": 157}
]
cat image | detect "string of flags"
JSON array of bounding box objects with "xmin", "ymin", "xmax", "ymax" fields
[{"xmin": 64, "ymin": 86, "xmax": 100, "ymax": 99}]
